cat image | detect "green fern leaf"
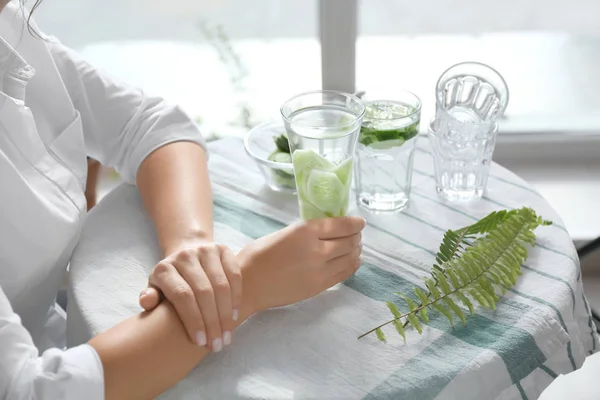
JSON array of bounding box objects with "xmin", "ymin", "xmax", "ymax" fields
[
  {"xmin": 399, "ymin": 295, "xmax": 418, "ymax": 312},
  {"xmin": 406, "ymin": 314, "xmax": 423, "ymax": 334},
  {"xmin": 386, "ymin": 302, "xmax": 401, "ymax": 319},
  {"xmin": 444, "ymin": 297, "xmax": 467, "ymax": 325},
  {"xmin": 469, "ymin": 287, "xmax": 490, "ymax": 308},
  {"xmin": 413, "ymin": 288, "xmax": 431, "ymax": 322},
  {"xmin": 476, "ymin": 282, "xmax": 497, "ymax": 310},
  {"xmin": 495, "ymin": 262, "xmax": 515, "ymax": 286},
  {"xmin": 425, "ymin": 279, "xmax": 441, "ymax": 299},
  {"xmin": 432, "ymin": 303, "xmax": 454, "ymax": 327},
  {"xmin": 393, "ymin": 320, "xmax": 406, "ymax": 342},
  {"xmin": 375, "ymin": 328, "xmax": 386, "ymax": 342},
  {"xmin": 459, "ymin": 209, "xmax": 517, "ymax": 235},
  {"xmin": 419, "ymin": 306, "xmax": 430, "ymax": 323},
  {"xmin": 359, "ymin": 207, "xmax": 552, "ymax": 342},
  {"xmin": 454, "ymin": 291, "xmax": 474, "ymax": 315},
  {"xmin": 445, "ymin": 269, "xmax": 461, "ymax": 290},
  {"xmin": 434, "ymin": 270, "xmax": 452, "ymax": 295},
  {"xmin": 486, "ymin": 269, "xmax": 506, "ymax": 294},
  {"xmin": 455, "ymin": 268, "xmax": 470, "ymax": 286},
  {"xmin": 435, "ymin": 230, "xmax": 466, "ymax": 267},
  {"xmin": 414, "ymin": 287, "xmax": 429, "ymax": 304}
]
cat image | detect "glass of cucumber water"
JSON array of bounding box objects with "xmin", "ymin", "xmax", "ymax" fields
[
  {"xmin": 354, "ymin": 90, "xmax": 422, "ymax": 212},
  {"xmin": 280, "ymin": 90, "xmax": 365, "ymax": 220}
]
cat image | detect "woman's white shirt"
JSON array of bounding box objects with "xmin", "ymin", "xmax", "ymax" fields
[{"xmin": 0, "ymin": 3, "xmax": 205, "ymax": 399}]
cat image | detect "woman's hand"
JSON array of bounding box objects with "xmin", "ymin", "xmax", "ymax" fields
[
  {"xmin": 238, "ymin": 216, "xmax": 366, "ymax": 314},
  {"xmin": 138, "ymin": 241, "xmax": 242, "ymax": 352}
]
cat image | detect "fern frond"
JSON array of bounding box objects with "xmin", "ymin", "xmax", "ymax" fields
[
  {"xmin": 359, "ymin": 207, "xmax": 551, "ymax": 342},
  {"xmin": 459, "ymin": 209, "xmax": 517, "ymax": 235},
  {"xmin": 433, "ymin": 229, "xmax": 467, "ymax": 269}
]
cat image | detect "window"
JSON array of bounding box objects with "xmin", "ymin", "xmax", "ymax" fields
[
  {"xmin": 34, "ymin": 0, "xmax": 600, "ymax": 240},
  {"xmin": 352, "ymin": 0, "xmax": 600, "ymax": 137},
  {"xmin": 34, "ymin": 0, "xmax": 321, "ymax": 139},
  {"xmin": 319, "ymin": 0, "xmax": 600, "ymax": 240}
]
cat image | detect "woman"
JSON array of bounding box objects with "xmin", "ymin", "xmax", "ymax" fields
[{"xmin": 0, "ymin": 1, "xmax": 365, "ymax": 398}]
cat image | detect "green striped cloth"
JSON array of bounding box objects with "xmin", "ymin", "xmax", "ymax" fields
[
  {"xmin": 200, "ymin": 137, "xmax": 597, "ymax": 400},
  {"xmin": 69, "ymin": 136, "xmax": 598, "ymax": 400}
]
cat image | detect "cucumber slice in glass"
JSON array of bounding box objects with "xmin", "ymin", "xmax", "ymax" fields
[
  {"xmin": 375, "ymin": 129, "xmax": 399, "ymax": 142},
  {"xmin": 305, "ymin": 169, "xmax": 345, "ymax": 214},
  {"xmin": 292, "ymin": 149, "xmax": 336, "ymax": 173},
  {"xmin": 299, "ymin": 196, "xmax": 328, "ymax": 220},
  {"xmin": 333, "ymin": 157, "xmax": 353, "ymax": 187},
  {"xmin": 369, "ymin": 138, "xmax": 405, "ymax": 150}
]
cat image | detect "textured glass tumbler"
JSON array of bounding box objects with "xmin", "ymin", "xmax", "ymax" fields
[
  {"xmin": 280, "ymin": 90, "xmax": 365, "ymax": 220},
  {"xmin": 429, "ymin": 119, "xmax": 498, "ymax": 201},
  {"xmin": 431, "ymin": 62, "xmax": 508, "ymax": 201},
  {"xmin": 434, "ymin": 61, "xmax": 509, "ymax": 139}
]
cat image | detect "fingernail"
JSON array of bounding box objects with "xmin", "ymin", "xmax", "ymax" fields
[
  {"xmin": 232, "ymin": 308, "xmax": 239, "ymax": 322},
  {"xmin": 195, "ymin": 331, "xmax": 207, "ymax": 346},
  {"xmin": 212, "ymin": 337, "xmax": 223, "ymax": 352},
  {"xmin": 139, "ymin": 289, "xmax": 149, "ymax": 299},
  {"xmin": 223, "ymin": 331, "xmax": 232, "ymax": 346}
]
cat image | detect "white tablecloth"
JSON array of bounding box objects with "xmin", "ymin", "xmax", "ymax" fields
[{"xmin": 67, "ymin": 137, "xmax": 598, "ymax": 400}]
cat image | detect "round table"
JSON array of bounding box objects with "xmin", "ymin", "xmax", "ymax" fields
[{"xmin": 67, "ymin": 137, "xmax": 597, "ymax": 400}]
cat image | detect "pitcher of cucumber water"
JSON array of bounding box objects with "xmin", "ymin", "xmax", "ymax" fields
[{"xmin": 280, "ymin": 90, "xmax": 365, "ymax": 220}]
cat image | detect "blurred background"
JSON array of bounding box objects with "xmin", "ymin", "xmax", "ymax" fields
[{"xmin": 34, "ymin": 0, "xmax": 600, "ymax": 298}]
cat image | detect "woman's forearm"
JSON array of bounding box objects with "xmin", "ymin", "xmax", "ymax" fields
[
  {"xmin": 137, "ymin": 142, "xmax": 214, "ymax": 256},
  {"xmin": 89, "ymin": 300, "xmax": 253, "ymax": 400}
]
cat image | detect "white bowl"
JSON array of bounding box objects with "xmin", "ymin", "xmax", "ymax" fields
[{"xmin": 244, "ymin": 121, "xmax": 296, "ymax": 194}]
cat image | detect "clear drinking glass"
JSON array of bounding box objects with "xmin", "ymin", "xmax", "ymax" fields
[
  {"xmin": 429, "ymin": 119, "xmax": 498, "ymax": 201},
  {"xmin": 280, "ymin": 90, "xmax": 365, "ymax": 220},
  {"xmin": 354, "ymin": 91, "xmax": 421, "ymax": 212},
  {"xmin": 431, "ymin": 61, "xmax": 509, "ymax": 201},
  {"xmin": 434, "ymin": 61, "xmax": 509, "ymax": 138}
]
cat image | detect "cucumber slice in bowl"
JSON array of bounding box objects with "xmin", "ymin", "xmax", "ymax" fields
[
  {"xmin": 268, "ymin": 150, "xmax": 293, "ymax": 164},
  {"xmin": 273, "ymin": 173, "xmax": 296, "ymax": 189},
  {"xmin": 269, "ymin": 150, "xmax": 295, "ymax": 179}
]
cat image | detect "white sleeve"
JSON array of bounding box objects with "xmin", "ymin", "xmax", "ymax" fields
[
  {"xmin": 0, "ymin": 286, "xmax": 104, "ymax": 400},
  {"xmin": 45, "ymin": 38, "xmax": 207, "ymax": 184}
]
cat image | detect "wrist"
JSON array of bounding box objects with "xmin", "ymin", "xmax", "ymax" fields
[
  {"xmin": 161, "ymin": 231, "xmax": 213, "ymax": 257},
  {"xmin": 238, "ymin": 246, "xmax": 261, "ymax": 316}
]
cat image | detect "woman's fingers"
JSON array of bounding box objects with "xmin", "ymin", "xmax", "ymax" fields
[
  {"xmin": 330, "ymin": 255, "xmax": 363, "ymax": 287},
  {"xmin": 175, "ymin": 249, "xmax": 224, "ymax": 352},
  {"xmin": 320, "ymin": 232, "xmax": 362, "ymax": 260},
  {"xmin": 310, "ymin": 216, "xmax": 366, "ymax": 240},
  {"xmin": 138, "ymin": 285, "xmax": 161, "ymax": 311},
  {"xmin": 196, "ymin": 246, "xmax": 232, "ymax": 350},
  {"xmin": 147, "ymin": 243, "xmax": 240, "ymax": 353},
  {"xmin": 323, "ymin": 245, "xmax": 363, "ymax": 288},
  {"xmin": 149, "ymin": 261, "xmax": 206, "ymax": 347},
  {"xmin": 220, "ymin": 245, "xmax": 243, "ymax": 327}
]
